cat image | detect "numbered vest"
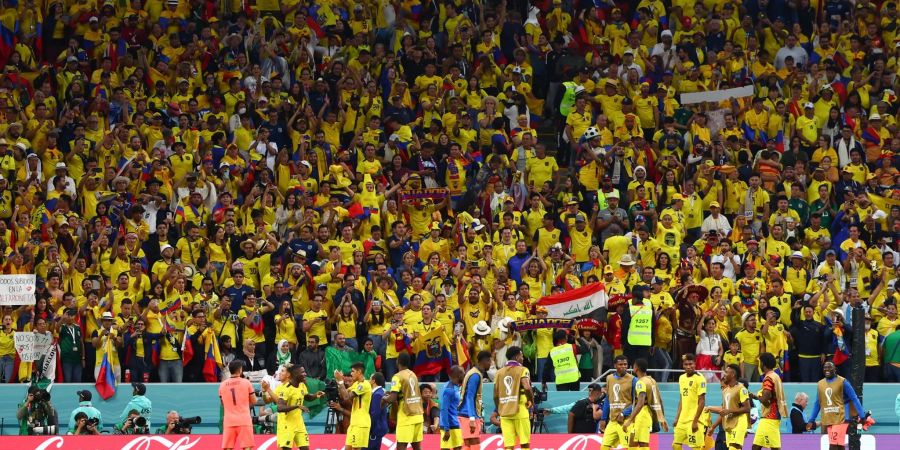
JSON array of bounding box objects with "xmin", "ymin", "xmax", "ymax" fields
[
  {"xmin": 721, "ymin": 383, "xmax": 748, "ymax": 430},
  {"xmin": 627, "ymin": 299, "xmax": 653, "ymax": 346},
  {"xmin": 817, "ymin": 376, "xmax": 853, "ymax": 427},
  {"xmin": 549, "ymin": 343, "xmax": 579, "ymax": 384},
  {"xmin": 605, "ymin": 373, "xmax": 634, "ymax": 421},
  {"xmin": 396, "ymin": 369, "xmax": 424, "ymax": 416},
  {"xmin": 495, "ymin": 365, "xmax": 526, "ymax": 417}
]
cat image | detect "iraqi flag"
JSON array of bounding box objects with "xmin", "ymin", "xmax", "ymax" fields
[
  {"xmin": 536, "ymin": 282, "xmax": 609, "ymax": 319},
  {"xmin": 95, "ymin": 340, "xmax": 117, "ymax": 400}
]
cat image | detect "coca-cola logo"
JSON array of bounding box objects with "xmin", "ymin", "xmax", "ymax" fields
[{"xmin": 34, "ymin": 436, "xmax": 206, "ymax": 450}]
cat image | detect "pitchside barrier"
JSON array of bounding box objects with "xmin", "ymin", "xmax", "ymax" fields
[
  {"xmin": 6, "ymin": 434, "xmax": 900, "ymax": 450},
  {"xmin": 1, "ymin": 382, "xmax": 898, "ymax": 435}
]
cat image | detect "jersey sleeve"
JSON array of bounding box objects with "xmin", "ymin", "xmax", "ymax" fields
[
  {"xmin": 696, "ymin": 378, "xmax": 707, "ymax": 396},
  {"xmin": 634, "ymin": 380, "xmax": 646, "ymax": 395},
  {"xmin": 739, "ymin": 387, "xmax": 749, "ymax": 403},
  {"xmin": 390, "ymin": 375, "xmax": 402, "ymax": 393}
]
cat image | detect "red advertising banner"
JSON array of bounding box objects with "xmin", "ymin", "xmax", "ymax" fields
[
  {"xmin": 6, "ymin": 433, "xmax": 656, "ymax": 450},
  {"xmin": 11, "ymin": 433, "xmax": 900, "ymax": 450}
]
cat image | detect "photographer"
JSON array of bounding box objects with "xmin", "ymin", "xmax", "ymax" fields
[
  {"xmin": 68, "ymin": 390, "xmax": 102, "ymax": 432},
  {"xmin": 156, "ymin": 410, "xmax": 200, "ymax": 434},
  {"xmin": 116, "ymin": 410, "xmax": 150, "ymax": 435},
  {"xmin": 70, "ymin": 412, "xmax": 100, "ymax": 435},
  {"xmin": 17, "ymin": 385, "xmax": 59, "ymax": 435},
  {"xmin": 118, "ymin": 382, "xmax": 152, "ymax": 429},
  {"xmin": 565, "ymin": 383, "xmax": 604, "ymax": 433}
]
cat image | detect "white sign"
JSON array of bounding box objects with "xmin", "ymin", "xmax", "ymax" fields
[
  {"xmin": 14, "ymin": 332, "xmax": 53, "ymax": 362},
  {"xmin": 680, "ymin": 85, "xmax": 755, "ymax": 105},
  {"xmin": 0, "ymin": 274, "xmax": 36, "ymax": 305}
]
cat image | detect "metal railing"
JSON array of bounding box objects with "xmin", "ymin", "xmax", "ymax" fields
[{"xmin": 582, "ymin": 368, "xmax": 722, "ymax": 390}]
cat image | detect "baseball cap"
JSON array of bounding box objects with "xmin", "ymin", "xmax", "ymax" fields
[
  {"xmin": 132, "ymin": 382, "xmax": 147, "ymax": 395},
  {"xmin": 77, "ymin": 390, "xmax": 92, "ymax": 401}
]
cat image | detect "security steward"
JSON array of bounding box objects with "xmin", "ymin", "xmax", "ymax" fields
[{"xmin": 549, "ymin": 329, "xmax": 580, "ymax": 391}]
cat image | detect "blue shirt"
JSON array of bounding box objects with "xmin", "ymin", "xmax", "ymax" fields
[
  {"xmin": 119, "ymin": 395, "xmax": 152, "ymax": 425},
  {"xmin": 68, "ymin": 401, "xmax": 102, "ymax": 431},
  {"xmin": 440, "ymin": 382, "xmax": 461, "ymax": 430},
  {"xmin": 224, "ymin": 285, "xmax": 255, "ymax": 311},
  {"xmin": 458, "ymin": 371, "xmax": 483, "ymax": 418},
  {"xmin": 369, "ymin": 386, "xmax": 388, "ymax": 437},
  {"xmin": 807, "ymin": 377, "xmax": 864, "ymax": 422}
]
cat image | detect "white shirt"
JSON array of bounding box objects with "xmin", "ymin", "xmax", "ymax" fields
[
  {"xmin": 701, "ymin": 214, "xmax": 732, "ymax": 235},
  {"xmin": 696, "ymin": 329, "xmax": 721, "ymax": 356}
]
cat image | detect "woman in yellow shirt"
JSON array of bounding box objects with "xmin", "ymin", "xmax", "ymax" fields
[
  {"xmin": 332, "ymin": 297, "xmax": 360, "ymax": 349},
  {"xmin": 274, "ymin": 300, "xmax": 298, "ymax": 348},
  {"xmin": 810, "ymin": 136, "xmax": 838, "ymax": 166}
]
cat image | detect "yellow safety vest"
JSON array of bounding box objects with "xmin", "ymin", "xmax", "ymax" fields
[
  {"xmin": 549, "ymin": 343, "xmax": 579, "ymax": 384},
  {"xmin": 628, "ymin": 299, "xmax": 653, "ymax": 346}
]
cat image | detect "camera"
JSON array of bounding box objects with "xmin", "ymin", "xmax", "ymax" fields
[
  {"xmin": 87, "ymin": 417, "xmax": 100, "ymax": 427},
  {"xmin": 133, "ymin": 416, "xmax": 148, "ymax": 428},
  {"xmin": 324, "ymin": 379, "xmax": 340, "ymax": 403},
  {"xmin": 174, "ymin": 416, "xmax": 201, "ymax": 434},
  {"xmin": 32, "ymin": 388, "xmax": 51, "ymax": 403},
  {"xmin": 28, "ymin": 425, "xmax": 57, "ymax": 435},
  {"xmin": 253, "ymin": 414, "xmax": 276, "ymax": 425},
  {"xmin": 532, "ymin": 387, "xmax": 548, "ymax": 405}
]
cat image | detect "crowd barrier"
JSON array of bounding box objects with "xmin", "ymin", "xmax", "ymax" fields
[
  {"xmin": 2, "ymin": 382, "xmax": 898, "ymax": 435},
  {"xmin": 5, "ymin": 433, "xmax": 900, "ymax": 450}
]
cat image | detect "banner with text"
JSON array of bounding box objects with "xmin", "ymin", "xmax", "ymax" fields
[
  {"xmin": 9, "ymin": 434, "xmax": 655, "ymax": 450},
  {"xmin": 14, "ymin": 332, "xmax": 53, "ymax": 362},
  {"xmin": 0, "ymin": 274, "xmax": 36, "ymax": 305},
  {"xmin": 12, "ymin": 433, "xmax": 900, "ymax": 450}
]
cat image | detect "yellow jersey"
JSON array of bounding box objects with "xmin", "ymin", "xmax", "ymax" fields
[{"xmin": 677, "ymin": 372, "xmax": 707, "ymax": 426}]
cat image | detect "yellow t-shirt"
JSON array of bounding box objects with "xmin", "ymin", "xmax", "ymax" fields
[
  {"xmin": 676, "ymin": 372, "xmax": 707, "ymax": 426},
  {"xmin": 349, "ymin": 380, "xmax": 373, "ymax": 427}
]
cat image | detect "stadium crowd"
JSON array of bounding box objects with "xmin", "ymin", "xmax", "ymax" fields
[{"xmin": 0, "ymin": 0, "xmax": 899, "ymax": 390}]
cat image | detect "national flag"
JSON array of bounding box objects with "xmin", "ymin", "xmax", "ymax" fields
[
  {"xmin": 246, "ymin": 311, "xmax": 264, "ymax": 334},
  {"xmin": 410, "ymin": 327, "xmax": 453, "ymax": 377},
  {"xmin": 161, "ymin": 298, "xmax": 181, "ymax": 315},
  {"xmin": 202, "ymin": 333, "xmax": 223, "ymax": 382},
  {"xmin": 455, "ymin": 335, "xmax": 470, "ymax": 369},
  {"xmin": 861, "ymin": 126, "xmax": 882, "ymax": 148},
  {"xmin": 536, "ymin": 282, "xmax": 609, "ymax": 319},
  {"xmin": 181, "ymin": 328, "xmax": 194, "ymax": 367},
  {"xmin": 0, "ymin": 9, "xmax": 16, "ymax": 66},
  {"xmin": 95, "ymin": 339, "xmax": 117, "ymax": 400},
  {"xmin": 741, "ymin": 122, "xmax": 767, "ymax": 144},
  {"xmin": 772, "ymin": 130, "xmax": 785, "ymax": 153}
]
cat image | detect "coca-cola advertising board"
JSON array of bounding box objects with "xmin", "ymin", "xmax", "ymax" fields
[
  {"xmin": 10, "ymin": 433, "xmax": 645, "ymax": 450},
  {"xmin": 13, "ymin": 433, "xmax": 900, "ymax": 450}
]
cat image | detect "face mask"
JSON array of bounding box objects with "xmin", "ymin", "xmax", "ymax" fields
[
  {"xmin": 238, "ymin": 107, "xmax": 247, "ymax": 114},
  {"xmin": 865, "ymin": 323, "xmax": 871, "ymax": 330}
]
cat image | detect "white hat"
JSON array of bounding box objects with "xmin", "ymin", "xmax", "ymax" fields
[
  {"xmin": 832, "ymin": 309, "xmax": 845, "ymax": 319},
  {"xmin": 790, "ymin": 251, "xmax": 804, "ymax": 259},
  {"xmin": 606, "ymin": 190, "xmax": 620, "ymax": 199},
  {"xmin": 101, "ymin": 312, "xmax": 114, "ymax": 320},
  {"xmin": 661, "ymin": 30, "xmax": 673, "ymax": 38},
  {"xmin": 160, "ymin": 244, "xmax": 174, "ymax": 253},
  {"xmin": 741, "ymin": 312, "xmax": 753, "ymax": 323},
  {"xmin": 55, "ymin": 162, "xmax": 67, "ymax": 170},
  {"xmin": 258, "ymin": 96, "xmax": 268, "ymax": 103},
  {"xmin": 634, "ymin": 165, "xmax": 646, "ymax": 173},
  {"xmin": 295, "ymin": 248, "xmax": 307, "ymax": 257},
  {"xmin": 870, "ymin": 113, "xmax": 882, "ymax": 121},
  {"xmin": 804, "ymin": 102, "xmax": 815, "ymax": 109},
  {"xmin": 618, "ymin": 254, "xmax": 636, "ymax": 266},
  {"xmin": 473, "ymin": 321, "xmax": 492, "ymax": 336},
  {"xmin": 17, "ymin": 143, "xmax": 29, "ymax": 151},
  {"xmin": 472, "ymin": 219, "xmax": 485, "ymax": 231},
  {"xmin": 300, "ymin": 161, "xmax": 312, "ymax": 169},
  {"xmin": 497, "ymin": 317, "xmax": 514, "ymax": 334},
  {"xmin": 89, "ymin": 16, "xmax": 99, "ymax": 23},
  {"xmin": 183, "ymin": 265, "xmax": 195, "ymax": 278},
  {"xmin": 888, "ymin": 279, "xmax": 897, "ymax": 290}
]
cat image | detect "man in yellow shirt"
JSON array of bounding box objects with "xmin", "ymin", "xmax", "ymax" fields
[
  {"xmin": 493, "ymin": 346, "xmax": 533, "ymax": 450},
  {"xmin": 383, "ymin": 353, "xmax": 425, "ymax": 450},
  {"xmin": 795, "ymin": 102, "xmax": 818, "ymax": 152},
  {"xmin": 335, "ymin": 362, "xmax": 373, "ymax": 450},
  {"xmin": 525, "ymin": 144, "xmax": 558, "ymax": 191},
  {"xmin": 673, "ymin": 354, "xmax": 706, "ymax": 450}
]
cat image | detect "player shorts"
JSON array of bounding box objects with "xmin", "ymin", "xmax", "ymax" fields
[
  {"xmin": 458, "ymin": 417, "xmax": 483, "ymax": 440},
  {"xmin": 277, "ymin": 427, "xmax": 309, "ymax": 448},
  {"xmin": 752, "ymin": 418, "xmax": 782, "ymax": 449},
  {"xmin": 396, "ymin": 422, "xmax": 424, "ymax": 443},
  {"xmin": 222, "ymin": 425, "xmax": 254, "ymax": 449},
  {"xmin": 499, "ymin": 416, "xmax": 531, "ymax": 447},
  {"xmin": 346, "ymin": 425, "xmax": 371, "ymax": 448},
  {"xmin": 673, "ymin": 423, "xmax": 705, "ymax": 449},
  {"xmin": 725, "ymin": 424, "xmax": 748, "ymax": 448},
  {"xmin": 602, "ymin": 420, "xmax": 629, "ymax": 449},
  {"xmin": 440, "ymin": 428, "xmax": 463, "ymax": 449},
  {"xmin": 631, "ymin": 410, "xmax": 653, "ymax": 444}
]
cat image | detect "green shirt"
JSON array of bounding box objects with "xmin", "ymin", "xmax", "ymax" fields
[
  {"xmin": 884, "ymin": 330, "xmax": 900, "ymax": 365},
  {"xmin": 788, "ymin": 198, "xmax": 810, "ymax": 225},
  {"xmin": 58, "ymin": 324, "xmax": 82, "ymax": 363}
]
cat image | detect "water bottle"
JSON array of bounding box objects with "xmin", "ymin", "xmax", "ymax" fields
[{"xmin": 124, "ymin": 369, "xmax": 132, "ymax": 383}]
